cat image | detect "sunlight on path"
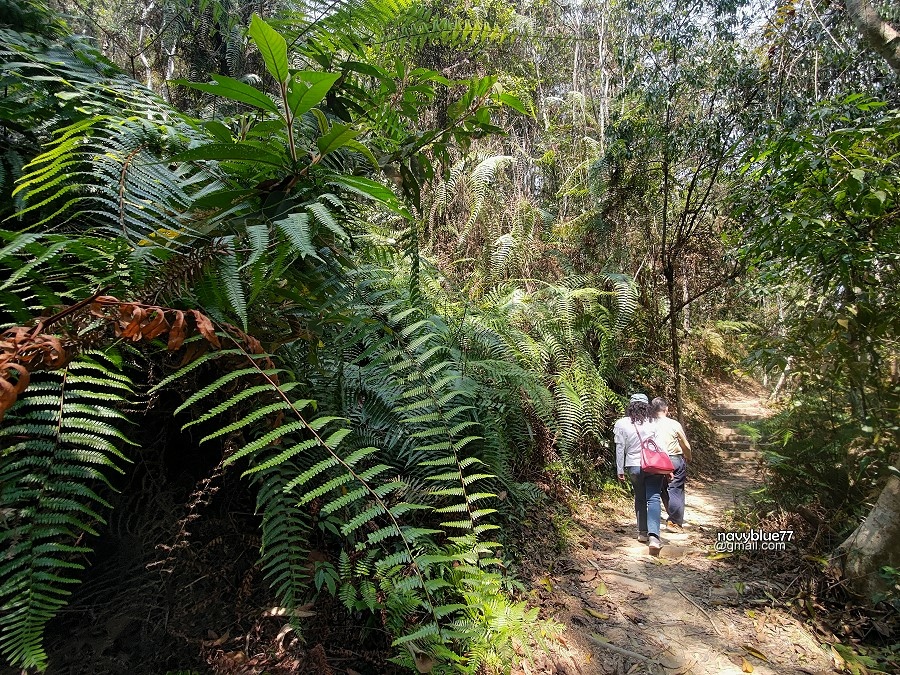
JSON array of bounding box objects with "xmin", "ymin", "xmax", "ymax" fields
[{"xmin": 520, "ymin": 395, "xmax": 836, "ymax": 675}]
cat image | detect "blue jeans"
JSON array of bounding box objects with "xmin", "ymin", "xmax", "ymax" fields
[
  {"xmin": 627, "ymin": 466, "xmax": 663, "ymax": 537},
  {"xmin": 661, "ymin": 455, "xmax": 687, "ymax": 526}
]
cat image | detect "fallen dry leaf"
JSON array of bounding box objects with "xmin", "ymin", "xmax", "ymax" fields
[
  {"xmin": 743, "ymin": 645, "xmax": 769, "ymax": 662},
  {"xmin": 201, "ymin": 631, "xmax": 230, "ymax": 647},
  {"xmin": 584, "ymin": 608, "xmax": 609, "ymax": 620},
  {"xmin": 742, "ymin": 656, "xmax": 754, "ymax": 672}
]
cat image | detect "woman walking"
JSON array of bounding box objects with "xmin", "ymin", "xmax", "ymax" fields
[
  {"xmin": 614, "ymin": 393, "xmax": 664, "ymax": 555},
  {"xmin": 651, "ymin": 396, "xmax": 692, "ymax": 532}
]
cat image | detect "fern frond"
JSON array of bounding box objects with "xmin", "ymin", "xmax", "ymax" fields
[{"xmin": 0, "ymin": 351, "xmax": 133, "ymax": 671}]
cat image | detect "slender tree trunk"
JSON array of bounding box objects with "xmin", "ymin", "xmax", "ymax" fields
[
  {"xmin": 770, "ymin": 356, "xmax": 792, "ymax": 401},
  {"xmin": 138, "ymin": 0, "xmax": 156, "ymax": 91},
  {"xmin": 834, "ymin": 458, "xmax": 900, "ymax": 602},
  {"xmin": 665, "ymin": 263, "xmax": 683, "ymax": 422},
  {"xmin": 596, "ymin": 14, "xmax": 607, "ymax": 152}
]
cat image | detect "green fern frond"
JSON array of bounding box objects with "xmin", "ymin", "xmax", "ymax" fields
[
  {"xmin": 0, "ymin": 351, "xmax": 133, "ymax": 671},
  {"xmin": 462, "ymin": 155, "xmax": 515, "ymax": 237}
]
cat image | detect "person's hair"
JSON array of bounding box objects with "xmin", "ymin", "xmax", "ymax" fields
[
  {"xmin": 651, "ymin": 397, "xmax": 669, "ymax": 416},
  {"xmin": 627, "ymin": 400, "xmax": 651, "ymax": 424}
]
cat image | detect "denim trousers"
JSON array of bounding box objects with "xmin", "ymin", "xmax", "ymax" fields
[
  {"xmin": 627, "ymin": 466, "xmax": 663, "ymax": 537},
  {"xmin": 661, "ymin": 455, "xmax": 687, "ymax": 526}
]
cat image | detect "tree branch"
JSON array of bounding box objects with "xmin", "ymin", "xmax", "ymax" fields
[{"xmin": 660, "ymin": 262, "xmax": 745, "ymax": 325}]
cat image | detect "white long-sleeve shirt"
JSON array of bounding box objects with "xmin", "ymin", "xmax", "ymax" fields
[{"xmin": 613, "ymin": 417, "xmax": 657, "ymax": 475}]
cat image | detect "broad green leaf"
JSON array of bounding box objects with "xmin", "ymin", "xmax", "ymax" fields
[
  {"xmin": 310, "ymin": 108, "xmax": 329, "ymax": 134},
  {"xmin": 499, "ymin": 92, "xmax": 529, "ymax": 115},
  {"xmin": 342, "ymin": 140, "xmax": 379, "ymax": 169},
  {"xmin": 287, "ymin": 71, "xmax": 341, "ymax": 117},
  {"xmin": 172, "ymin": 75, "xmax": 279, "ymax": 113},
  {"xmin": 249, "ymin": 14, "xmax": 289, "ymax": 84},
  {"xmin": 203, "ymin": 120, "xmax": 234, "ymax": 142},
  {"xmin": 342, "ymin": 61, "xmax": 388, "ymax": 78},
  {"xmin": 245, "ymin": 120, "xmax": 287, "ymax": 138},
  {"xmin": 316, "ymin": 123, "xmax": 359, "ymax": 156},
  {"xmin": 190, "ymin": 188, "xmax": 256, "ymax": 210},
  {"xmin": 328, "ymin": 175, "xmax": 412, "ymax": 219},
  {"xmin": 172, "ymin": 143, "xmax": 285, "ymax": 167}
]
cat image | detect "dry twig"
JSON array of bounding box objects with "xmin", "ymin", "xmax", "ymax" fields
[{"xmin": 673, "ymin": 583, "xmax": 723, "ymax": 636}]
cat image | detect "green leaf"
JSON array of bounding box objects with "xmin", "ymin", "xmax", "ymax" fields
[
  {"xmin": 249, "ymin": 14, "xmax": 289, "ymax": 84},
  {"xmin": 172, "ymin": 143, "xmax": 285, "ymax": 167},
  {"xmin": 328, "ymin": 175, "xmax": 411, "ymax": 219},
  {"xmin": 342, "ymin": 140, "xmax": 379, "ymax": 169},
  {"xmin": 190, "ymin": 188, "xmax": 256, "ymax": 211},
  {"xmin": 246, "ymin": 120, "xmax": 286, "ymax": 139},
  {"xmin": 172, "ymin": 75, "xmax": 279, "ymax": 114},
  {"xmin": 499, "ymin": 92, "xmax": 529, "ymax": 115},
  {"xmin": 316, "ymin": 123, "xmax": 359, "ymax": 157},
  {"xmin": 203, "ymin": 120, "xmax": 235, "ymax": 142},
  {"xmin": 342, "ymin": 61, "xmax": 388, "ymax": 78},
  {"xmin": 287, "ymin": 71, "xmax": 341, "ymax": 117}
]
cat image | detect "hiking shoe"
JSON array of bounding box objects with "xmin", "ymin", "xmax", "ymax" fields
[
  {"xmin": 667, "ymin": 520, "xmax": 684, "ymax": 533},
  {"xmin": 648, "ymin": 535, "xmax": 661, "ymax": 556},
  {"xmin": 637, "ymin": 533, "xmax": 649, "ymax": 543}
]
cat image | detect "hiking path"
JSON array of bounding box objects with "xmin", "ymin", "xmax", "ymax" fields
[{"xmin": 514, "ymin": 393, "xmax": 838, "ymax": 675}]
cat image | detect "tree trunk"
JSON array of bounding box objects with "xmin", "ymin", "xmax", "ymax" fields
[
  {"xmin": 138, "ymin": 0, "xmax": 156, "ymax": 92},
  {"xmin": 834, "ymin": 459, "xmax": 900, "ymax": 603},
  {"xmin": 845, "ymin": 0, "xmax": 900, "ymax": 74},
  {"xmin": 664, "ymin": 263, "xmax": 683, "ymax": 422}
]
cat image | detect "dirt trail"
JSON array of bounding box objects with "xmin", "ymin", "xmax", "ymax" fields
[{"xmin": 516, "ymin": 395, "xmax": 837, "ymax": 675}]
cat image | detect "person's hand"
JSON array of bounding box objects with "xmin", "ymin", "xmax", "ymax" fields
[{"xmin": 618, "ymin": 473, "xmax": 625, "ymax": 481}]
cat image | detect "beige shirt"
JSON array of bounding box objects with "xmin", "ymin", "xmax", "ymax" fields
[{"xmin": 654, "ymin": 416, "xmax": 690, "ymax": 456}]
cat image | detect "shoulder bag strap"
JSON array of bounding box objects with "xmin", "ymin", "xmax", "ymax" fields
[{"xmin": 632, "ymin": 421, "xmax": 644, "ymax": 444}]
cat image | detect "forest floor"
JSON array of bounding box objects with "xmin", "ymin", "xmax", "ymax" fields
[{"xmin": 512, "ymin": 390, "xmax": 840, "ymax": 675}]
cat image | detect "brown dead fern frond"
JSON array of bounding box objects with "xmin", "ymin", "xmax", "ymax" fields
[{"xmin": 0, "ymin": 293, "xmax": 227, "ymax": 419}]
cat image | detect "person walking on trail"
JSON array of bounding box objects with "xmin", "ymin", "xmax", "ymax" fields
[
  {"xmin": 651, "ymin": 396, "xmax": 692, "ymax": 533},
  {"xmin": 614, "ymin": 393, "xmax": 664, "ymax": 556}
]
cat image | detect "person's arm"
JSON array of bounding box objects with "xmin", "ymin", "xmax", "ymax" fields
[
  {"xmin": 676, "ymin": 423, "xmax": 692, "ymax": 461},
  {"xmin": 614, "ymin": 422, "xmax": 626, "ymax": 479}
]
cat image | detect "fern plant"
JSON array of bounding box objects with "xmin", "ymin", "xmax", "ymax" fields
[
  {"xmin": 152, "ymin": 287, "xmax": 545, "ymax": 671},
  {"xmin": 419, "ymin": 140, "xmax": 639, "ymax": 482},
  {"xmin": 0, "ymin": 351, "xmax": 134, "ymax": 669},
  {"xmin": 1, "ymin": 8, "xmax": 546, "ymax": 672}
]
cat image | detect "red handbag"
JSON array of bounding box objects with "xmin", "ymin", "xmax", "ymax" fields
[{"xmin": 633, "ymin": 423, "xmax": 674, "ymax": 475}]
